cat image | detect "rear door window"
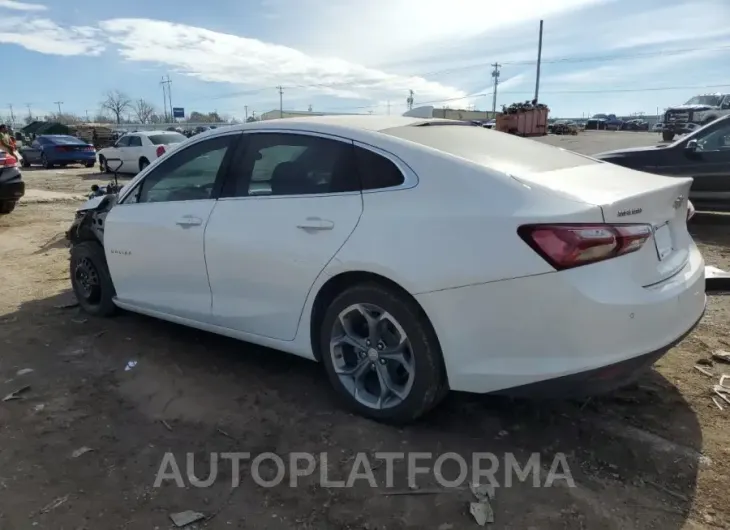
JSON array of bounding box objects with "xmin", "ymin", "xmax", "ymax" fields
[{"xmin": 354, "ymin": 146, "xmax": 405, "ymax": 190}]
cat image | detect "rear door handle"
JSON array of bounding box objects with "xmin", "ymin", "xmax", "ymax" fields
[
  {"xmin": 176, "ymin": 215, "xmax": 203, "ymax": 227},
  {"xmin": 296, "ymin": 217, "xmax": 335, "ymax": 231}
]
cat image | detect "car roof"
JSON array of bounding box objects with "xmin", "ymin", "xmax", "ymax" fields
[
  {"xmin": 128, "ymin": 130, "xmax": 185, "ymax": 136},
  {"xmin": 231, "ymin": 115, "xmax": 454, "ymax": 134}
]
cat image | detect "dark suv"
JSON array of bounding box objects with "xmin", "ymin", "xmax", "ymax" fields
[{"xmin": 0, "ymin": 151, "xmax": 25, "ymax": 214}]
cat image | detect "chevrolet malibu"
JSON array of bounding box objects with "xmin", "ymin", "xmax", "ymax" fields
[{"xmin": 65, "ymin": 116, "xmax": 706, "ymax": 423}]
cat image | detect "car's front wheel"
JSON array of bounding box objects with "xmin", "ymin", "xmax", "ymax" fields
[
  {"xmin": 319, "ymin": 283, "xmax": 448, "ymax": 424},
  {"xmin": 41, "ymin": 153, "xmax": 53, "ymax": 169},
  {"xmin": 662, "ymin": 130, "xmax": 675, "ymax": 142},
  {"xmin": 70, "ymin": 241, "xmax": 117, "ymax": 317},
  {"xmin": 0, "ymin": 201, "xmax": 16, "ymax": 214}
]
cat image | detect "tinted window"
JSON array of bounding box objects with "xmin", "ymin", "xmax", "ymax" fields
[
  {"xmin": 354, "ymin": 146, "xmax": 405, "ymax": 190},
  {"xmin": 696, "ymin": 122, "xmax": 730, "ymax": 152},
  {"xmin": 37, "ymin": 137, "xmax": 51, "ymax": 145},
  {"xmin": 116, "ymin": 136, "xmax": 131, "ymax": 147},
  {"xmin": 127, "ymin": 135, "xmax": 143, "ymax": 147},
  {"xmin": 149, "ymin": 133, "xmax": 186, "ymax": 145},
  {"xmin": 123, "ymin": 135, "xmax": 233, "ymax": 204},
  {"xmin": 230, "ymin": 133, "xmax": 358, "ymax": 197}
]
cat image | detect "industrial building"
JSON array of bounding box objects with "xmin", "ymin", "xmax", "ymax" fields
[
  {"xmin": 404, "ymin": 106, "xmax": 497, "ymax": 121},
  {"xmin": 259, "ymin": 109, "xmax": 364, "ymax": 121}
]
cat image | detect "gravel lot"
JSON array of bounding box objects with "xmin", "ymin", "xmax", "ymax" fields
[{"xmin": 0, "ymin": 131, "xmax": 729, "ymax": 530}]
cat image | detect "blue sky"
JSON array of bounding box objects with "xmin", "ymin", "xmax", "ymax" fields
[{"xmin": 0, "ymin": 0, "xmax": 728, "ymax": 122}]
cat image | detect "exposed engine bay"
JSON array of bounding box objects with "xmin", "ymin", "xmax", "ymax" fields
[{"xmin": 65, "ymin": 193, "xmax": 118, "ymax": 246}]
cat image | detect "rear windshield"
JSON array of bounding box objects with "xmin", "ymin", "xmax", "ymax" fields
[
  {"xmin": 49, "ymin": 136, "xmax": 85, "ymax": 145},
  {"xmin": 148, "ymin": 133, "xmax": 186, "ymax": 145},
  {"xmin": 382, "ymin": 124, "xmax": 598, "ymax": 173}
]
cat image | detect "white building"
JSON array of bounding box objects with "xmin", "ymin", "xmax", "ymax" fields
[
  {"xmin": 259, "ymin": 109, "xmax": 364, "ymax": 121},
  {"xmin": 404, "ymin": 106, "xmax": 496, "ymax": 121}
]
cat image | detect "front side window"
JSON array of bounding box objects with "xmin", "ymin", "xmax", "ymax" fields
[
  {"xmin": 122, "ymin": 135, "xmax": 234, "ymax": 204},
  {"xmin": 696, "ymin": 123, "xmax": 730, "ymax": 152},
  {"xmin": 230, "ymin": 133, "xmax": 358, "ymax": 197},
  {"xmin": 116, "ymin": 136, "xmax": 131, "ymax": 148},
  {"xmin": 128, "ymin": 135, "xmax": 142, "ymax": 147}
]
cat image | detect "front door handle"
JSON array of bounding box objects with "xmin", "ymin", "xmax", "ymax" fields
[
  {"xmin": 176, "ymin": 215, "xmax": 203, "ymax": 227},
  {"xmin": 296, "ymin": 217, "xmax": 335, "ymax": 231}
]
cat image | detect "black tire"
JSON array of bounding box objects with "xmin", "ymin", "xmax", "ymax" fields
[
  {"xmin": 702, "ymin": 116, "xmax": 717, "ymax": 126},
  {"xmin": 662, "ymin": 130, "xmax": 675, "ymax": 142},
  {"xmin": 70, "ymin": 241, "xmax": 117, "ymax": 317},
  {"xmin": 319, "ymin": 283, "xmax": 448, "ymax": 424},
  {"xmin": 85, "ymin": 161, "xmax": 95, "ymax": 168},
  {"xmin": 41, "ymin": 153, "xmax": 53, "ymax": 169},
  {"xmin": 139, "ymin": 158, "xmax": 150, "ymax": 172},
  {"xmin": 21, "ymin": 156, "xmax": 30, "ymax": 168},
  {"xmin": 99, "ymin": 155, "xmax": 110, "ymax": 173},
  {"xmin": 0, "ymin": 201, "xmax": 16, "ymax": 214}
]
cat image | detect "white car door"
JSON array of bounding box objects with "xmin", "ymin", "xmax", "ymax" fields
[
  {"xmin": 103, "ymin": 132, "xmax": 241, "ymax": 321},
  {"xmin": 125, "ymin": 134, "xmax": 144, "ymax": 173},
  {"xmin": 103, "ymin": 136, "xmax": 127, "ymax": 173},
  {"xmin": 204, "ymin": 131, "xmax": 363, "ymax": 341}
]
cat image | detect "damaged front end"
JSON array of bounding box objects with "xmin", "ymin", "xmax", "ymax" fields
[{"xmin": 66, "ymin": 193, "xmax": 118, "ymax": 247}]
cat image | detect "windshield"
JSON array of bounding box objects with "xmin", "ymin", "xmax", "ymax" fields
[
  {"xmin": 684, "ymin": 95, "xmax": 722, "ymax": 106},
  {"xmin": 148, "ymin": 133, "xmax": 186, "ymax": 145},
  {"xmin": 49, "ymin": 135, "xmax": 85, "ymax": 145}
]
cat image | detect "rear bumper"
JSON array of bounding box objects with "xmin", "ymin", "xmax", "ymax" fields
[
  {"xmin": 51, "ymin": 152, "xmax": 96, "ymax": 164},
  {"xmin": 495, "ymin": 305, "xmax": 704, "ymax": 398},
  {"xmin": 0, "ymin": 180, "xmax": 25, "ymax": 201},
  {"xmin": 416, "ymin": 244, "xmax": 706, "ymax": 395}
]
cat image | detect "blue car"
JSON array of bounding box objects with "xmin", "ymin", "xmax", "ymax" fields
[{"xmin": 20, "ymin": 135, "xmax": 96, "ymax": 169}]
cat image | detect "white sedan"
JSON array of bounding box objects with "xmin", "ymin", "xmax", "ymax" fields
[
  {"xmin": 66, "ymin": 116, "xmax": 706, "ymax": 423},
  {"xmin": 97, "ymin": 130, "xmax": 188, "ymax": 175}
]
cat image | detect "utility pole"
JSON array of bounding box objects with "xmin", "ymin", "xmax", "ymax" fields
[
  {"xmin": 277, "ymin": 86, "xmax": 284, "ymax": 119},
  {"xmin": 244, "ymin": 105, "xmax": 248, "ymax": 121},
  {"xmin": 8, "ymin": 104, "xmax": 15, "ymax": 127},
  {"xmin": 491, "ymin": 63, "xmax": 501, "ymax": 114},
  {"xmin": 25, "ymin": 103, "xmax": 33, "ymax": 123},
  {"xmin": 534, "ymin": 19, "xmax": 544, "ymax": 104},
  {"xmin": 160, "ymin": 76, "xmax": 173, "ymax": 122},
  {"xmin": 406, "ymin": 90, "xmax": 414, "ymax": 111},
  {"xmin": 54, "ymin": 101, "xmax": 63, "ymax": 114},
  {"xmin": 387, "ymin": 101, "xmax": 391, "ymax": 115},
  {"xmin": 85, "ymin": 110, "xmax": 90, "ymax": 122}
]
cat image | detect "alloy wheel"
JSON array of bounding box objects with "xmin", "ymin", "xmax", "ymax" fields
[{"xmin": 329, "ymin": 303, "xmax": 415, "ymax": 410}]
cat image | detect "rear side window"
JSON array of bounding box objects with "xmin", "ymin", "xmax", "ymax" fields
[
  {"xmin": 128, "ymin": 136, "xmax": 142, "ymax": 147},
  {"xmin": 354, "ymin": 146, "xmax": 405, "ymax": 190},
  {"xmin": 149, "ymin": 133, "xmax": 187, "ymax": 145}
]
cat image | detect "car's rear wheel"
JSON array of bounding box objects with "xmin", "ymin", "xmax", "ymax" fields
[
  {"xmin": 99, "ymin": 155, "xmax": 110, "ymax": 173},
  {"xmin": 70, "ymin": 241, "xmax": 117, "ymax": 317},
  {"xmin": 139, "ymin": 158, "xmax": 150, "ymax": 172},
  {"xmin": 662, "ymin": 131, "xmax": 675, "ymax": 142},
  {"xmin": 319, "ymin": 283, "xmax": 447, "ymax": 424},
  {"xmin": 41, "ymin": 153, "xmax": 53, "ymax": 169},
  {"xmin": 0, "ymin": 201, "xmax": 16, "ymax": 214},
  {"xmin": 21, "ymin": 157, "xmax": 30, "ymax": 168},
  {"xmin": 85, "ymin": 161, "xmax": 95, "ymax": 168}
]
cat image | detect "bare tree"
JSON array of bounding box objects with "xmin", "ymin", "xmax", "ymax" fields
[
  {"xmin": 133, "ymin": 99, "xmax": 155, "ymax": 124},
  {"xmin": 48, "ymin": 112, "xmax": 82, "ymax": 125},
  {"xmin": 101, "ymin": 90, "xmax": 132, "ymax": 124}
]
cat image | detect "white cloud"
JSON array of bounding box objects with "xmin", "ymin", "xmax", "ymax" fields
[
  {"xmin": 0, "ymin": 17, "xmax": 104, "ymax": 55},
  {"xmin": 0, "ymin": 0, "xmax": 46, "ymax": 10},
  {"xmin": 99, "ymin": 18, "xmax": 468, "ymax": 103}
]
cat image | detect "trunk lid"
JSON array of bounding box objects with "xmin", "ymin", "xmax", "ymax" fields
[{"xmin": 512, "ymin": 162, "xmax": 693, "ymax": 286}]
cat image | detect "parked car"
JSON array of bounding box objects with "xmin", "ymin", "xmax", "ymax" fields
[
  {"xmin": 621, "ymin": 119, "xmax": 649, "ymax": 131},
  {"xmin": 66, "ymin": 116, "xmax": 706, "ymax": 423},
  {"xmin": 591, "ymin": 113, "xmax": 623, "ymax": 130},
  {"xmin": 0, "ymin": 150, "xmax": 25, "ymax": 214},
  {"xmin": 595, "ymin": 114, "xmax": 730, "ymax": 210},
  {"xmin": 19, "ymin": 135, "xmax": 96, "ymax": 169},
  {"xmin": 97, "ymin": 131, "xmax": 188, "ymax": 174},
  {"xmin": 552, "ymin": 120, "xmax": 578, "ymax": 135},
  {"xmin": 585, "ymin": 118, "xmax": 607, "ymax": 130},
  {"xmin": 652, "ymin": 122, "xmax": 664, "ymax": 133}
]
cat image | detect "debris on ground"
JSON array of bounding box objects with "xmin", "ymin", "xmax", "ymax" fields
[
  {"xmin": 16, "ymin": 368, "xmax": 34, "ymax": 376},
  {"xmin": 53, "ymin": 302, "xmax": 79, "ymax": 310},
  {"xmin": 2, "ymin": 385, "xmax": 31, "ymax": 402},
  {"xmin": 697, "ymin": 357, "xmax": 714, "ymax": 366},
  {"xmin": 70, "ymin": 318, "xmax": 88, "ymax": 324},
  {"xmin": 712, "ymin": 397, "xmax": 724, "ymax": 410},
  {"xmin": 216, "ymin": 427, "xmax": 233, "ymax": 439},
  {"xmin": 713, "ymin": 374, "xmax": 730, "ymax": 406},
  {"xmin": 161, "ymin": 419, "xmax": 173, "ymax": 431},
  {"xmin": 169, "ymin": 510, "xmax": 206, "ymax": 527},
  {"xmin": 40, "ymin": 495, "xmax": 69, "ymax": 514},
  {"xmin": 71, "ymin": 447, "xmax": 93, "ymax": 458},
  {"xmin": 468, "ymin": 483, "xmax": 495, "ymax": 526},
  {"xmin": 712, "ymin": 350, "xmax": 730, "ymax": 364},
  {"xmin": 124, "ymin": 360, "xmax": 137, "ymax": 372},
  {"xmin": 694, "ymin": 365, "xmax": 714, "ymax": 377}
]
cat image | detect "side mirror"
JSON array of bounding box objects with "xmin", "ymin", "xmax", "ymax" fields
[{"xmin": 685, "ymin": 139, "xmax": 698, "ymax": 152}]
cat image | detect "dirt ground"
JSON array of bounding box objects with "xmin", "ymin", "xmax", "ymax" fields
[{"xmin": 1, "ymin": 133, "xmax": 729, "ymax": 529}]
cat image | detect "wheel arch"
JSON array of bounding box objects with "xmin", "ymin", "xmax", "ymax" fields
[{"xmin": 307, "ymin": 270, "xmax": 441, "ymax": 362}]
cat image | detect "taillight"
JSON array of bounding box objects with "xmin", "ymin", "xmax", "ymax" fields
[
  {"xmin": 1, "ymin": 154, "xmax": 18, "ymax": 167},
  {"xmin": 85, "ymin": 146, "xmax": 95, "ymax": 152},
  {"xmin": 518, "ymin": 223, "xmax": 652, "ymax": 270},
  {"xmin": 156, "ymin": 146, "xmax": 166, "ymax": 157}
]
